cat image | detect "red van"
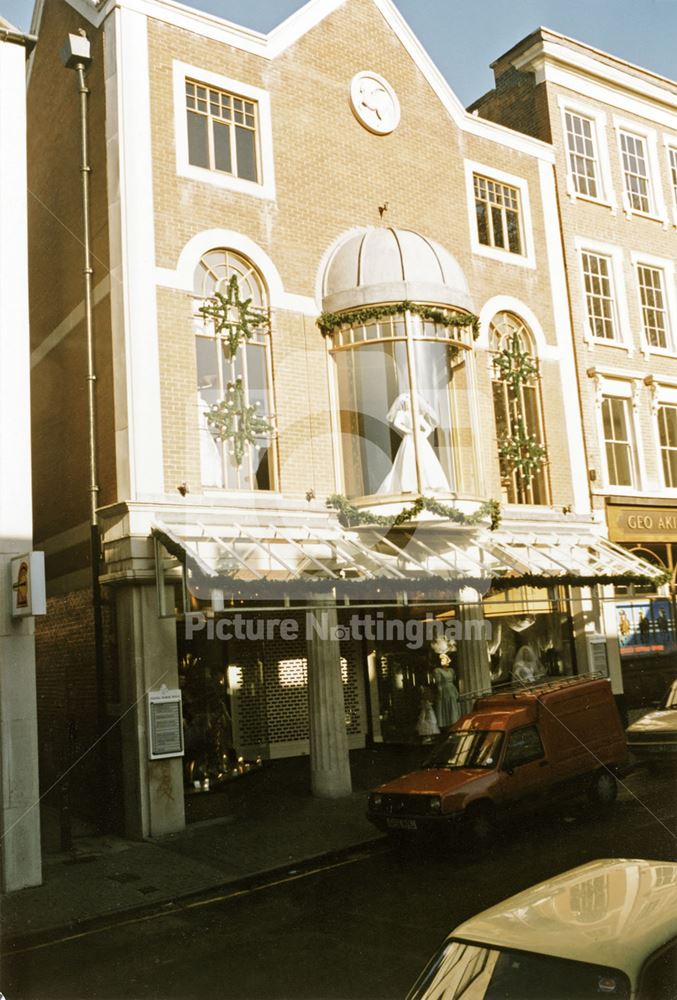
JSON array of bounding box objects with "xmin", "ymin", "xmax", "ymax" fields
[{"xmin": 367, "ymin": 677, "xmax": 628, "ymax": 842}]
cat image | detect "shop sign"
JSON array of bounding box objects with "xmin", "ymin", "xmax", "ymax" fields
[
  {"xmin": 148, "ymin": 686, "xmax": 184, "ymax": 759},
  {"xmin": 10, "ymin": 552, "xmax": 46, "ymax": 618},
  {"xmin": 616, "ymin": 598, "xmax": 676, "ymax": 657},
  {"xmin": 607, "ymin": 505, "xmax": 677, "ymax": 542}
]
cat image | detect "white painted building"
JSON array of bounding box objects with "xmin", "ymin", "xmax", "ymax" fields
[{"xmin": 0, "ymin": 15, "xmax": 42, "ymax": 891}]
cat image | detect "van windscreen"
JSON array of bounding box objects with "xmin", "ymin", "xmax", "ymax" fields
[{"xmin": 425, "ymin": 731, "xmax": 504, "ymax": 770}]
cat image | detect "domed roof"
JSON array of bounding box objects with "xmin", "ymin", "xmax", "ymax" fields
[{"xmin": 321, "ymin": 226, "xmax": 473, "ymax": 314}]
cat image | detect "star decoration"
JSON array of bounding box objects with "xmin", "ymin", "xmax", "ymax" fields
[
  {"xmin": 199, "ymin": 275, "xmax": 270, "ymax": 358},
  {"xmin": 498, "ymin": 418, "xmax": 548, "ymax": 482},
  {"xmin": 493, "ymin": 331, "xmax": 538, "ymax": 392},
  {"xmin": 206, "ymin": 377, "xmax": 274, "ymax": 467}
]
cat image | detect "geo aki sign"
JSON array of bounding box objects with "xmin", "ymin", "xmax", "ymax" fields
[{"xmin": 607, "ymin": 505, "xmax": 677, "ymax": 542}]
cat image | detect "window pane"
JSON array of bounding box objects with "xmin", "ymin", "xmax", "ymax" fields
[
  {"xmin": 414, "ymin": 341, "xmax": 478, "ymax": 495},
  {"xmin": 565, "ymin": 111, "xmax": 599, "ymax": 198},
  {"xmin": 245, "ymin": 344, "xmax": 274, "ymax": 490},
  {"xmin": 659, "ymin": 406, "xmax": 677, "ymax": 487},
  {"xmin": 235, "ymin": 126, "xmax": 258, "ymax": 182},
  {"xmin": 334, "ymin": 340, "xmax": 409, "ymax": 498},
  {"xmin": 212, "ymin": 121, "xmax": 232, "ymax": 174},
  {"xmin": 491, "ymin": 205, "xmax": 505, "ymax": 247},
  {"xmin": 602, "ymin": 397, "xmax": 635, "ymax": 487},
  {"xmin": 187, "ymin": 111, "xmax": 209, "ymax": 169},
  {"xmin": 611, "ymin": 443, "xmax": 633, "ymax": 487},
  {"xmin": 475, "ymin": 200, "xmax": 489, "ymax": 245},
  {"xmin": 473, "ymin": 174, "xmax": 523, "ymax": 255},
  {"xmin": 506, "ymin": 210, "xmax": 521, "ymax": 254}
]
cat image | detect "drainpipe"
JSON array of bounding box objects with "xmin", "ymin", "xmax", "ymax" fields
[{"xmin": 60, "ymin": 31, "xmax": 109, "ymax": 824}]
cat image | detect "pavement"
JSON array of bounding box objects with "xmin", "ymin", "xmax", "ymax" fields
[{"xmin": 0, "ymin": 744, "xmax": 427, "ymax": 953}]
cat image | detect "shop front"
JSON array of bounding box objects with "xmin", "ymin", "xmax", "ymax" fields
[
  {"xmin": 153, "ymin": 512, "xmax": 661, "ymax": 770},
  {"xmin": 606, "ymin": 500, "xmax": 677, "ymax": 708}
]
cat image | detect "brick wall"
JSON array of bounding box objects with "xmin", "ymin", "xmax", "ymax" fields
[
  {"xmin": 27, "ymin": 0, "xmax": 116, "ymax": 550},
  {"xmin": 34, "ymin": 587, "xmax": 119, "ymax": 828}
]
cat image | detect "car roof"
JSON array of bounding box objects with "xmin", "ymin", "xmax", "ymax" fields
[{"xmin": 451, "ymin": 859, "xmax": 677, "ymax": 979}]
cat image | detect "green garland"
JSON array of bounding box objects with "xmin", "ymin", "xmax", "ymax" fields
[
  {"xmin": 317, "ymin": 301, "xmax": 480, "ymax": 339},
  {"xmin": 199, "ymin": 277, "xmax": 273, "ymax": 468},
  {"xmin": 493, "ymin": 332, "xmax": 547, "ymax": 482},
  {"xmin": 493, "ymin": 331, "xmax": 538, "ymax": 392},
  {"xmin": 498, "ymin": 418, "xmax": 548, "ymax": 482},
  {"xmin": 326, "ymin": 493, "xmax": 501, "ymax": 531},
  {"xmin": 199, "ymin": 275, "xmax": 270, "ymax": 358},
  {"xmin": 205, "ymin": 378, "xmax": 274, "ymax": 465}
]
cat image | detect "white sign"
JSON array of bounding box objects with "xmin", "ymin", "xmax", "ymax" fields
[
  {"xmin": 148, "ymin": 686, "xmax": 184, "ymax": 759},
  {"xmin": 588, "ymin": 635, "xmax": 609, "ymax": 676},
  {"xmin": 10, "ymin": 552, "xmax": 46, "ymax": 618},
  {"xmin": 349, "ymin": 71, "xmax": 400, "ymax": 135}
]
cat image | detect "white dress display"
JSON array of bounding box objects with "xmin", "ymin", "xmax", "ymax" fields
[{"xmin": 377, "ymin": 393, "xmax": 450, "ymax": 494}]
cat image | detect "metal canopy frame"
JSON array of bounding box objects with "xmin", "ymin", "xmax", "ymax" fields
[{"xmin": 151, "ymin": 519, "xmax": 662, "ymax": 607}]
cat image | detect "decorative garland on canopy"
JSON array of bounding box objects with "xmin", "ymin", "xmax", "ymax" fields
[
  {"xmin": 317, "ymin": 301, "xmax": 480, "ymax": 338},
  {"xmin": 326, "ymin": 493, "xmax": 501, "ymax": 531},
  {"xmin": 199, "ymin": 276, "xmax": 274, "ymax": 468}
]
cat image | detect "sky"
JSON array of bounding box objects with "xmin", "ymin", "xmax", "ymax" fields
[{"xmin": 2, "ymin": 0, "xmax": 674, "ymax": 106}]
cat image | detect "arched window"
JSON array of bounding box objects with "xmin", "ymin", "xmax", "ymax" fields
[
  {"xmin": 193, "ymin": 250, "xmax": 276, "ymax": 490},
  {"xmin": 490, "ymin": 312, "xmax": 549, "ymax": 505},
  {"xmin": 330, "ymin": 312, "xmax": 478, "ymax": 498}
]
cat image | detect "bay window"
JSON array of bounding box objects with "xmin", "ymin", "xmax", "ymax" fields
[{"xmin": 330, "ymin": 312, "xmax": 478, "ymax": 499}]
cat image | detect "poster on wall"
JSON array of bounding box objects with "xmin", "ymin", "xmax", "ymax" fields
[
  {"xmin": 148, "ymin": 686, "xmax": 184, "ymax": 759},
  {"xmin": 10, "ymin": 552, "xmax": 46, "ymax": 618},
  {"xmin": 616, "ymin": 598, "xmax": 676, "ymax": 657}
]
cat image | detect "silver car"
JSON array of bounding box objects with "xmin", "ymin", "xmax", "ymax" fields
[{"xmin": 626, "ymin": 680, "xmax": 677, "ymax": 769}]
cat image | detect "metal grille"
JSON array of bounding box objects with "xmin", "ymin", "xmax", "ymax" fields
[
  {"xmin": 229, "ymin": 622, "xmax": 363, "ymax": 751},
  {"xmin": 380, "ymin": 794, "xmax": 435, "ymax": 816}
]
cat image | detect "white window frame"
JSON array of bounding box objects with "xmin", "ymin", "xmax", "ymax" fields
[
  {"xmin": 630, "ymin": 251, "xmax": 677, "ymax": 357},
  {"xmin": 655, "ymin": 385, "xmax": 677, "ymax": 494},
  {"xmin": 558, "ymin": 97, "xmax": 615, "ymax": 210},
  {"xmin": 663, "ymin": 139, "xmax": 677, "ymax": 227},
  {"xmin": 173, "ymin": 61, "xmax": 276, "ymax": 201},
  {"xmin": 613, "ymin": 116, "xmax": 666, "ymax": 223},
  {"xmin": 595, "ymin": 378, "xmax": 643, "ymax": 493},
  {"xmin": 464, "ymin": 160, "xmax": 535, "ymax": 269},
  {"xmin": 575, "ymin": 238, "xmax": 632, "ymax": 351}
]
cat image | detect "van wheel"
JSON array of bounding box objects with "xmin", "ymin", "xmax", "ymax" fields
[
  {"xmin": 589, "ymin": 770, "xmax": 618, "ymax": 806},
  {"xmin": 462, "ymin": 803, "xmax": 496, "ymax": 847}
]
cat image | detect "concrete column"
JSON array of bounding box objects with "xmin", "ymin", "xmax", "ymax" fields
[
  {"xmin": 115, "ymin": 583, "xmax": 185, "ymax": 838},
  {"xmin": 600, "ymin": 585, "xmax": 623, "ymax": 694},
  {"xmin": 455, "ymin": 588, "xmax": 492, "ymax": 713},
  {"xmin": 570, "ymin": 586, "xmax": 595, "ymax": 674},
  {"xmin": 0, "ymin": 567, "xmax": 42, "ymax": 891},
  {"xmin": 306, "ymin": 601, "xmax": 351, "ymax": 797}
]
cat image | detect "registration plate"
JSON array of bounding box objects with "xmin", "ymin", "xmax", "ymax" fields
[{"xmin": 386, "ymin": 818, "xmax": 417, "ymax": 830}]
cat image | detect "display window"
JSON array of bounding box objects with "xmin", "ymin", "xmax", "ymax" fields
[{"xmin": 330, "ymin": 312, "xmax": 478, "ymax": 499}]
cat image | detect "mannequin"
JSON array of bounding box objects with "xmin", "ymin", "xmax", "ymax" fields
[{"xmin": 377, "ymin": 392, "xmax": 450, "ymax": 494}]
